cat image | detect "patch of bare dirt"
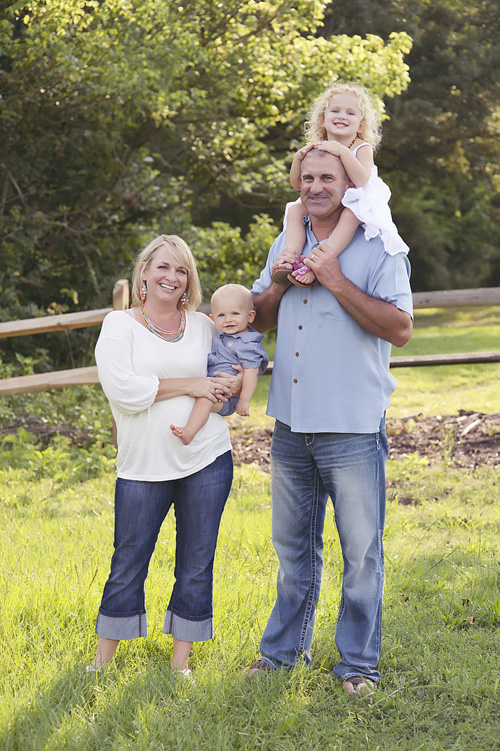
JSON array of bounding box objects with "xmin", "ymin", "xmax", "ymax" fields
[
  {"xmin": 231, "ymin": 411, "xmax": 500, "ymax": 470},
  {"xmin": 2, "ymin": 410, "xmax": 499, "ymax": 471}
]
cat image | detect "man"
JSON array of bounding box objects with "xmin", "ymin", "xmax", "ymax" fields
[{"xmin": 248, "ymin": 148, "xmax": 413, "ymax": 695}]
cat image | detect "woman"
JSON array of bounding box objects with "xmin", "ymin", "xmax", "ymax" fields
[{"xmin": 88, "ymin": 234, "xmax": 238, "ymax": 680}]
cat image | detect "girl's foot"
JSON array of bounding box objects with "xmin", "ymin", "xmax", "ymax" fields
[
  {"xmin": 288, "ymin": 265, "xmax": 317, "ymax": 288},
  {"xmin": 173, "ymin": 667, "xmax": 196, "ymax": 684}
]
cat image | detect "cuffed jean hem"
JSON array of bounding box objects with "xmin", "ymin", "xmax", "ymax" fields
[
  {"xmin": 259, "ymin": 656, "xmax": 290, "ymax": 670},
  {"xmin": 96, "ymin": 610, "xmax": 147, "ymax": 640},
  {"xmin": 163, "ymin": 609, "xmax": 213, "ymax": 642}
]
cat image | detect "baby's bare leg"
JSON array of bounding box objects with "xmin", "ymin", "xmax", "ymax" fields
[{"xmin": 170, "ymin": 397, "xmax": 213, "ymax": 446}]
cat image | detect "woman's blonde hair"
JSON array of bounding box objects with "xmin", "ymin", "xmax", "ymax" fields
[
  {"xmin": 131, "ymin": 234, "xmax": 202, "ymax": 311},
  {"xmin": 305, "ymin": 81, "xmax": 382, "ymax": 151}
]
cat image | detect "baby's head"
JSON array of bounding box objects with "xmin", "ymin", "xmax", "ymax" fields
[{"xmin": 210, "ymin": 284, "xmax": 255, "ymax": 335}]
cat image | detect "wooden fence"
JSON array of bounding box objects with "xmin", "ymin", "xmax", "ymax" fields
[
  {"xmin": 0, "ymin": 279, "xmax": 129, "ymax": 396},
  {"xmin": 1, "ymin": 284, "xmax": 500, "ymax": 398}
]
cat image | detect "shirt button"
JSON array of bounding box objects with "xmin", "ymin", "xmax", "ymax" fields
[
  {"xmin": 293, "ymin": 379, "xmax": 298, "ymax": 383},
  {"xmin": 298, "ymin": 325, "xmax": 303, "ymax": 330},
  {"xmin": 302, "ymin": 299, "xmax": 307, "ymax": 304},
  {"xmin": 295, "ymin": 352, "xmax": 299, "ymax": 357}
]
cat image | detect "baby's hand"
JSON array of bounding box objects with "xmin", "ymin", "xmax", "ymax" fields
[{"xmin": 236, "ymin": 399, "xmax": 250, "ymax": 416}]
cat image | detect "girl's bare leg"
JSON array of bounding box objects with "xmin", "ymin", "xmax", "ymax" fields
[
  {"xmin": 172, "ymin": 637, "xmax": 193, "ymax": 671},
  {"xmin": 89, "ymin": 636, "xmax": 120, "ymax": 670},
  {"xmin": 273, "ymin": 204, "xmax": 308, "ymax": 283}
]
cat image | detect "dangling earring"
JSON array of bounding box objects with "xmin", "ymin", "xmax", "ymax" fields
[
  {"xmin": 140, "ymin": 282, "xmax": 147, "ymax": 303},
  {"xmin": 181, "ymin": 292, "xmax": 188, "ymax": 308}
]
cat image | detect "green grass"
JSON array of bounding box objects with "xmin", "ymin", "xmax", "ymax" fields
[
  {"xmin": 1, "ymin": 461, "xmax": 499, "ymax": 750},
  {"xmin": 389, "ymin": 306, "xmax": 500, "ymax": 417},
  {"xmin": 1, "ymin": 305, "xmax": 500, "ymax": 749}
]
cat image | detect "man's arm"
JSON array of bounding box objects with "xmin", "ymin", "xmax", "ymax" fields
[
  {"xmin": 308, "ymin": 252, "xmax": 413, "ymax": 347},
  {"xmin": 252, "ymin": 282, "xmax": 288, "ymax": 333},
  {"xmin": 252, "ymin": 245, "xmax": 300, "ymax": 332}
]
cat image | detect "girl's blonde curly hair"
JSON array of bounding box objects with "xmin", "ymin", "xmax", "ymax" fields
[{"xmin": 305, "ymin": 81, "xmax": 382, "ymax": 151}]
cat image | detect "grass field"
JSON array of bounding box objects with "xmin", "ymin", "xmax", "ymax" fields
[{"xmin": 1, "ymin": 306, "xmax": 499, "ymax": 750}]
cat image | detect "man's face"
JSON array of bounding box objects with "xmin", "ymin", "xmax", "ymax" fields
[{"xmin": 299, "ymin": 151, "xmax": 349, "ymax": 220}]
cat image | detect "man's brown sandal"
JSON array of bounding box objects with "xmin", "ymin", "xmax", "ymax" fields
[
  {"xmin": 343, "ymin": 676, "xmax": 377, "ymax": 696},
  {"xmin": 244, "ymin": 658, "xmax": 276, "ymax": 676}
]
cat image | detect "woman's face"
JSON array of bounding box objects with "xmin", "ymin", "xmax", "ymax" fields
[{"xmin": 141, "ymin": 245, "xmax": 188, "ymax": 308}]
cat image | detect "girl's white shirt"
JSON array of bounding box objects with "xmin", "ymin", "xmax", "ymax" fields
[
  {"xmin": 285, "ymin": 142, "xmax": 409, "ymax": 256},
  {"xmin": 341, "ymin": 143, "xmax": 409, "ymax": 255},
  {"xmin": 95, "ymin": 309, "xmax": 231, "ymax": 481}
]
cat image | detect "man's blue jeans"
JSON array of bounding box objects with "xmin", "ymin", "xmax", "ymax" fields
[
  {"xmin": 96, "ymin": 451, "xmax": 233, "ymax": 643},
  {"xmin": 260, "ymin": 420, "xmax": 388, "ymax": 683}
]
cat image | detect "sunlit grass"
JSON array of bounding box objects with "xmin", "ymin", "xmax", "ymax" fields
[
  {"xmin": 1, "ymin": 304, "xmax": 500, "ymax": 749},
  {"xmin": 1, "ymin": 459, "xmax": 499, "ymax": 750}
]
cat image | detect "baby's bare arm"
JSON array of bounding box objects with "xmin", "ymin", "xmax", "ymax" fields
[{"xmin": 236, "ymin": 368, "xmax": 259, "ymax": 416}]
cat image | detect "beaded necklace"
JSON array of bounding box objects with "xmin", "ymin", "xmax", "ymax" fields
[
  {"xmin": 348, "ymin": 134, "xmax": 358, "ymax": 149},
  {"xmin": 141, "ymin": 306, "xmax": 186, "ymax": 342}
]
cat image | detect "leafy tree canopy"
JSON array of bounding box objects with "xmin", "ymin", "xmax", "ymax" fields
[
  {"xmin": 325, "ymin": 0, "xmax": 500, "ymax": 290},
  {"xmin": 0, "ymin": 0, "xmax": 411, "ymax": 338}
]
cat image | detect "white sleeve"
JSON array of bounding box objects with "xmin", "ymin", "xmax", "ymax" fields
[{"xmin": 95, "ymin": 313, "xmax": 159, "ymax": 415}]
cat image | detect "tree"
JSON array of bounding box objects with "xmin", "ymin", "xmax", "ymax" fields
[
  {"xmin": 0, "ymin": 1, "xmax": 410, "ymax": 299},
  {"xmin": 323, "ymin": 0, "xmax": 500, "ymax": 290}
]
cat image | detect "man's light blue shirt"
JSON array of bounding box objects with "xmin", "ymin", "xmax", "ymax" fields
[{"xmin": 251, "ymin": 221, "xmax": 413, "ymax": 434}]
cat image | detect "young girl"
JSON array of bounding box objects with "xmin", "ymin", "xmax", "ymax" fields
[{"xmin": 273, "ymin": 81, "xmax": 409, "ymax": 287}]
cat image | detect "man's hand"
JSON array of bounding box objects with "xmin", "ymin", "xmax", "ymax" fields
[
  {"xmin": 304, "ymin": 243, "xmax": 342, "ymax": 288},
  {"xmin": 306, "ymin": 245, "xmax": 413, "ymax": 347},
  {"xmin": 272, "ymin": 248, "xmax": 303, "ymax": 275}
]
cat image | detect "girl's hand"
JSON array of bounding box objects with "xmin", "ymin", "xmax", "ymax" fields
[
  {"xmin": 317, "ymin": 140, "xmax": 344, "ymax": 157},
  {"xmin": 296, "ymin": 142, "xmax": 316, "ymax": 161}
]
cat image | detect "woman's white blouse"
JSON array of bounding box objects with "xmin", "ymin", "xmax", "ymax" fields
[{"xmin": 95, "ymin": 309, "xmax": 231, "ymax": 481}]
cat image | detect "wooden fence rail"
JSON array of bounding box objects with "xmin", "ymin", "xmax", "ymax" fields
[
  {"xmin": 1, "ymin": 284, "xmax": 500, "ymax": 397},
  {"xmin": 0, "ymin": 279, "xmax": 129, "ymax": 396},
  {"xmin": 390, "ymin": 286, "xmax": 500, "ymax": 369}
]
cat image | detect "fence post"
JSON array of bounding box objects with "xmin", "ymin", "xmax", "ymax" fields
[{"xmin": 113, "ymin": 279, "xmax": 129, "ymax": 310}]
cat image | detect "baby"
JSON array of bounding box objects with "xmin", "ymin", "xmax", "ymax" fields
[{"xmin": 170, "ymin": 284, "xmax": 269, "ymax": 445}]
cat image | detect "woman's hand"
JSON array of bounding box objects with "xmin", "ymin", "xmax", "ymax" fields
[
  {"xmin": 188, "ymin": 377, "xmax": 233, "ymax": 403},
  {"xmin": 212, "ymin": 365, "xmax": 244, "ymax": 398},
  {"xmin": 155, "ymin": 368, "xmax": 243, "ymax": 404}
]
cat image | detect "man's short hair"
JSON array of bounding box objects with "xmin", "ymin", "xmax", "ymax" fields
[{"xmin": 301, "ymin": 148, "xmax": 349, "ymax": 182}]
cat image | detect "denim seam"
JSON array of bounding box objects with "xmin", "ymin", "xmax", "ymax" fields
[
  {"xmin": 298, "ymin": 436, "xmax": 319, "ymax": 655},
  {"xmin": 374, "ymin": 436, "xmax": 385, "ymax": 658}
]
